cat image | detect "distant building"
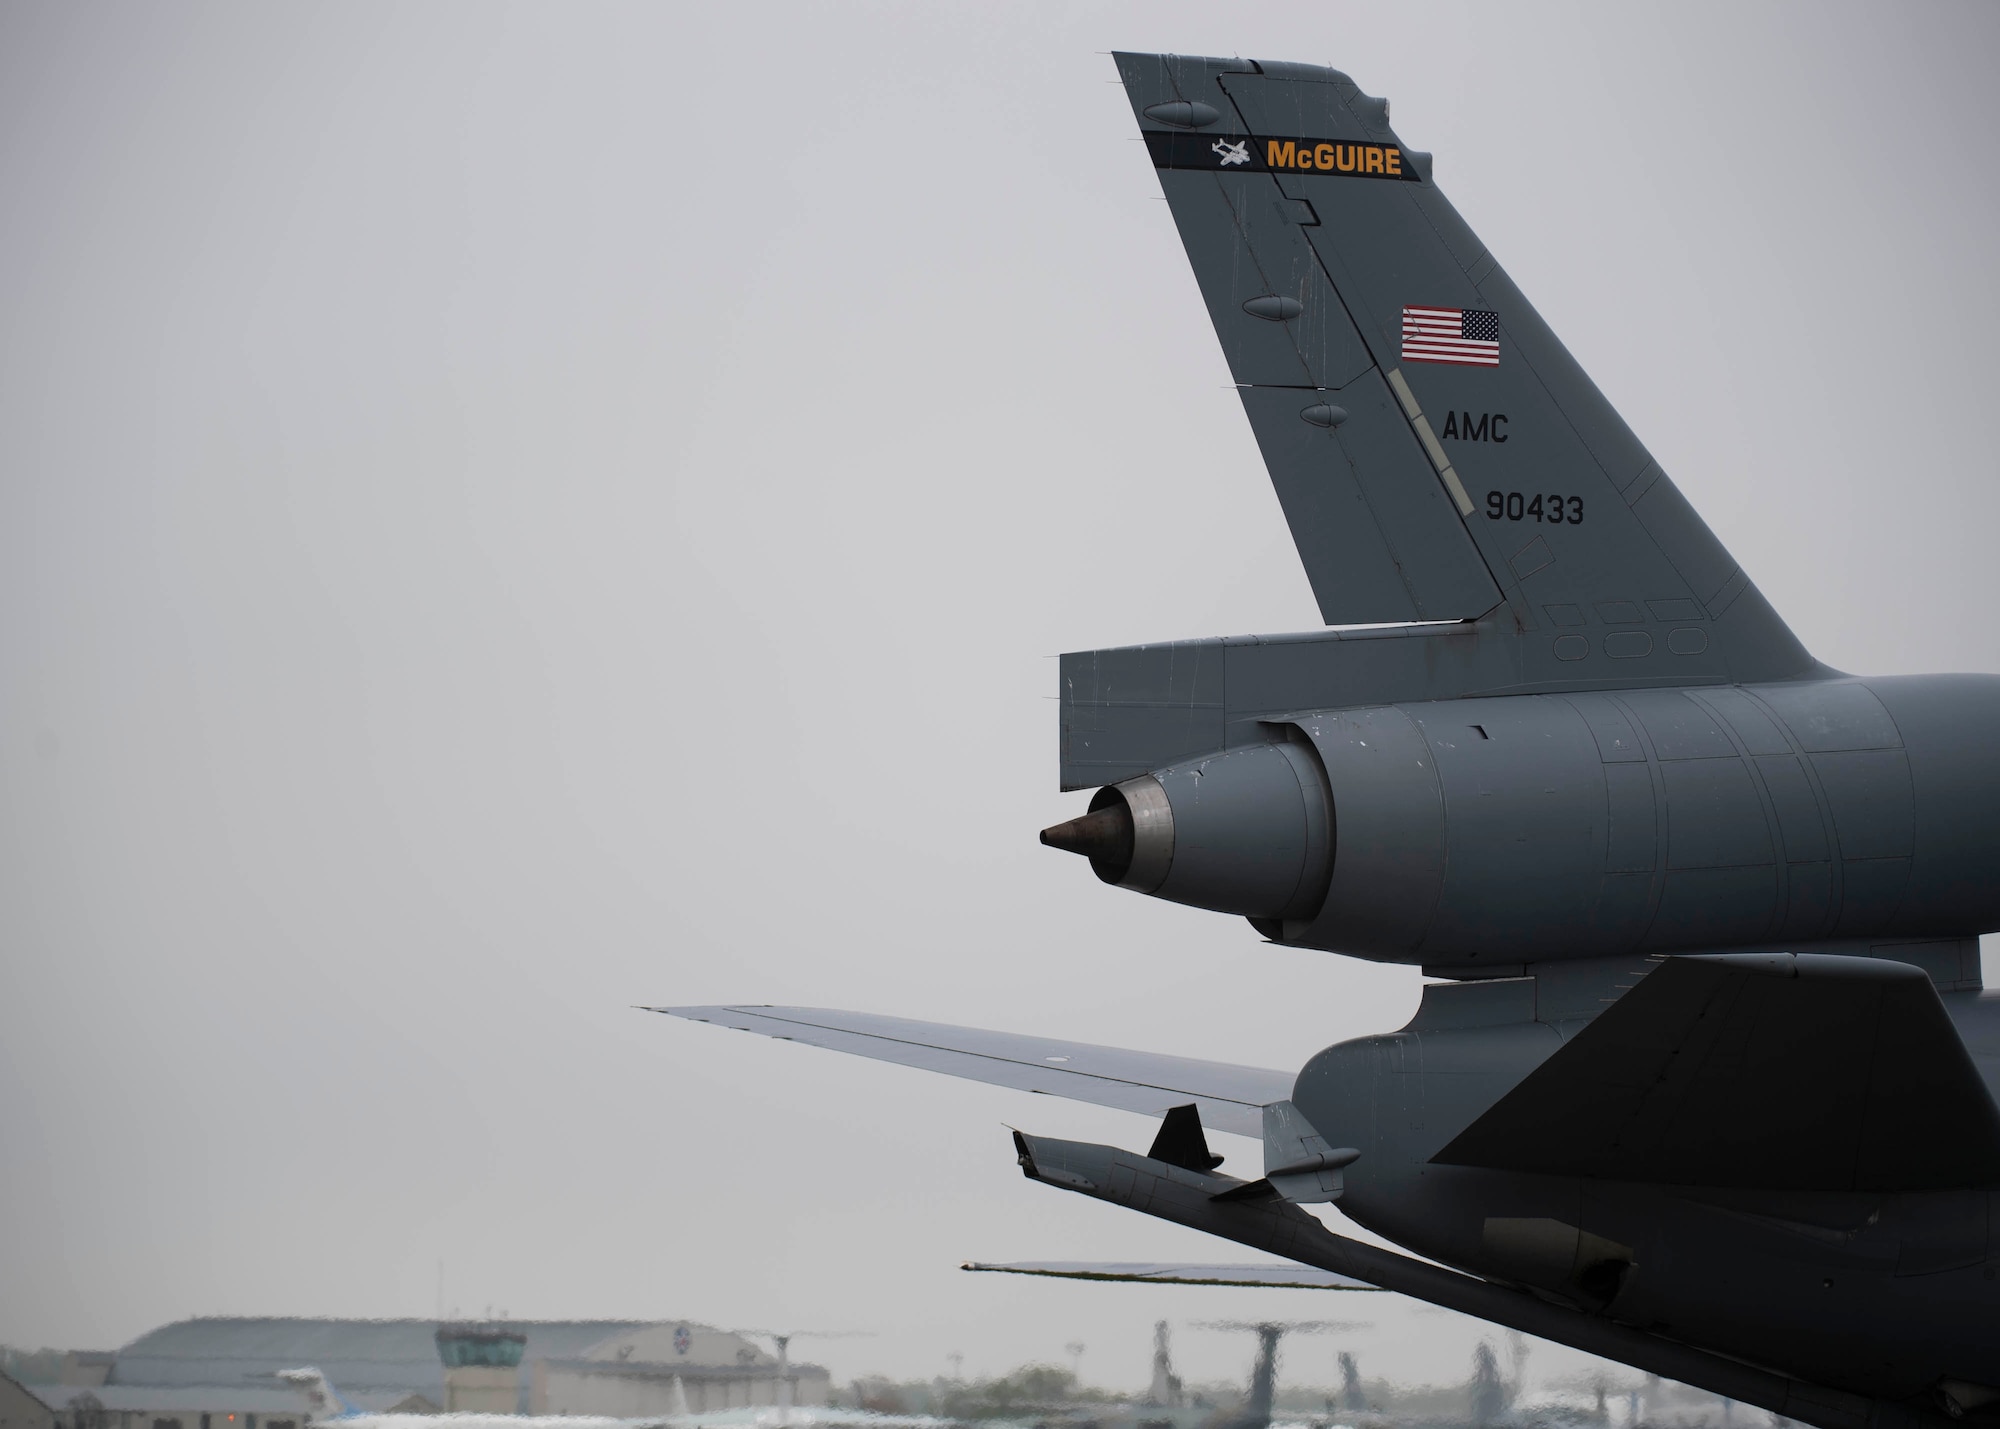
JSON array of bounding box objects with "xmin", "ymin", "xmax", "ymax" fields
[
  {"xmin": 28, "ymin": 1318, "xmax": 829, "ymax": 1423},
  {"xmin": 0, "ymin": 1371, "xmax": 56, "ymax": 1429},
  {"xmin": 435, "ymin": 1325, "xmax": 526, "ymax": 1415},
  {"xmin": 59, "ymin": 1358, "xmax": 115, "ymax": 1391},
  {"xmin": 2, "ymin": 1369, "xmax": 301, "ymax": 1429},
  {"xmin": 535, "ymin": 1325, "xmax": 829, "ymax": 1417},
  {"xmin": 109, "ymin": 1319, "xmax": 644, "ymax": 1415}
]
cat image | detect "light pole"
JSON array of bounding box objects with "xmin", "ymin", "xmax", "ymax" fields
[{"xmin": 728, "ymin": 1329, "xmax": 872, "ymax": 1429}]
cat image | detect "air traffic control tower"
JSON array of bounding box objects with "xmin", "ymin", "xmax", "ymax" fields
[{"xmin": 436, "ymin": 1323, "xmax": 527, "ymax": 1414}]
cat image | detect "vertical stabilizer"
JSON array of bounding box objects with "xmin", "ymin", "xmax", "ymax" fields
[{"xmin": 1111, "ymin": 53, "xmax": 1811, "ymax": 686}]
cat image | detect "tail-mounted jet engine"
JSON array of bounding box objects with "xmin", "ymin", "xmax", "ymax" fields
[
  {"xmin": 1040, "ymin": 681, "xmax": 2000, "ymax": 967},
  {"xmin": 1040, "ymin": 738, "xmax": 1333, "ymax": 929}
]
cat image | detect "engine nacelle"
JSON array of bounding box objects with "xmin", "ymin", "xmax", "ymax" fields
[
  {"xmin": 1042, "ymin": 675, "xmax": 2000, "ymax": 967},
  {"xmin": 1042, "ymin": 740, "xmax": 1332, "ymax": 923}
]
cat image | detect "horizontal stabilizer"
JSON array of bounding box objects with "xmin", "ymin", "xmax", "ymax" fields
[
  {"xmin": 962, "ymin": 1260, "xmax": 1377, "ymax": 1291},
  {"xmin": 1432, "ymin": 953, "xmax": 2000, "ymax": 1192},
  {"xmin": 652, "ymin": 1006, "xmax": 1288, "ymax": 1138}
]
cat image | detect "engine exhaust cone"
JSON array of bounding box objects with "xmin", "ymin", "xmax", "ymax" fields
[
  {"xmin": 1042, "ymin": 776, "xmax": 1173, "ymax": 891},
  {"xmin": 1039, "ymin": 805, "xmax": 1133, "ymax": 861}
]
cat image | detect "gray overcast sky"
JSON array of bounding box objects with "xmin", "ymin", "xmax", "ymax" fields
[{"xmin": 3, "ymin": 0, "xmax": 1998, "ymax": 1396}]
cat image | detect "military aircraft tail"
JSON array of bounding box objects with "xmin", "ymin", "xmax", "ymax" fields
[
  {"xmin": 277, "ymin": 1368, "xmax": 359, "ymax": 1423},
  {"xmin": 1073, "ymin": 54, "xmax": 1813, "ymax": 782}
]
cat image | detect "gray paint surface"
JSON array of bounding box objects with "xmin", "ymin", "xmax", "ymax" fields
[
  {"xmin": 1067, "ymin": 674, "xmax": 2000, "ymax": 966},
  {"xmin": 1110, "ymin": 50, "xmax": 1810, "ymax": 692},
  {"xmin": 656, "ymin": 1006, "xmax": 1288, "ymax": 1137},
  {"xmin": 1431, "ymin": 953, "xmax": 2000, "ymax": 1191},
  {"xmin": 676, "ymin": 46, "xmax": 2000, "ymax": 1424}
]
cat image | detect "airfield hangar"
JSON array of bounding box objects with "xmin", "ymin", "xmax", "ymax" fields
[{"xmin": 5, "ymin": 1318, "xmax": 830, "ymax": 1429}]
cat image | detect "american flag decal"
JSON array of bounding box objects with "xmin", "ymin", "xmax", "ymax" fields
[{"xmin": 1402, "ymin": 306, "xmax": 1500, "ymax": 367}]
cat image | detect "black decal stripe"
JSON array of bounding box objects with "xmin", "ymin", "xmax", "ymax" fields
[{"xmin": 1144, "ymin": 131, "xmax": 1423, "ymax": 182}]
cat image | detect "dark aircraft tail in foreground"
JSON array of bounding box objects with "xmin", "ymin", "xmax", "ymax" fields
[{"xmin": 661, "ymin": 52, "xmax": 2000, "ymax": 1429}]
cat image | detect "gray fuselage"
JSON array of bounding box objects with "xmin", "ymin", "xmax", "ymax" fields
[{"xmin": 1299, "ymin": 981, "xmax": 2000, "ymax": 1401}]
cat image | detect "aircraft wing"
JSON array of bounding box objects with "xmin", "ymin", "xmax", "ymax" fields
[
  {"xmin": 1433, "ymin": 952, "xmax": 2000, "ymax": 1192},
  {"xmin": 962, "ymin": 1260, "xmax": 1378, "ymax": 1290},
  {"xmin": 651, "ymin": 1006, "xmax": 1289, "ymax": 1137}
]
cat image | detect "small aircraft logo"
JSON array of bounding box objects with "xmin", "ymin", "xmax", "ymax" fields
[
  {"xmin": 1212, "ymin": 138, "xmax": 1250, "ymax": 166},
  {"xmin": 674, "ymin": 1326, "xmax": 692, "ymax": 1355}
]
